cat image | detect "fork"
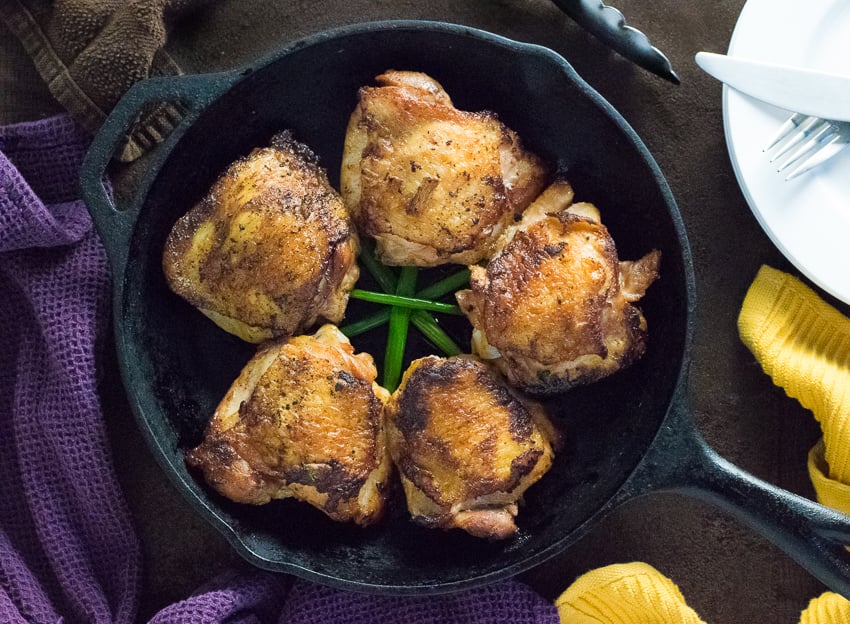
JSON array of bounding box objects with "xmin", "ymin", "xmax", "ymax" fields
[{"xmin": 764, "ymin": 112, "xmax": 850, "ymax": 180}]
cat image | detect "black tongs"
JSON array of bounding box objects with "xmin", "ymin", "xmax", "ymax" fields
[{"xmin": 551, "ymin": 0, "xmax": 680, "ymax": 84}]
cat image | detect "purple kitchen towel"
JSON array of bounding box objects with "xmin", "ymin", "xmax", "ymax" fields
[
  {"xmin": 0, "ymin": 114, "xmax": 140, "ymax": 624},
  {"xmin": 0, "ymin": 113, "xmax": 561, "ymax": 624},
  {"xmin": 148, "ymin": 570, "xmax": 290, "ymax": 623},
  {"xmin": 149, "ymin": 572, "xmax": 558, "ymax": 624},
  {"xmin": 276, "ymin": 578, "xmax": 559, "ymax": 624}
]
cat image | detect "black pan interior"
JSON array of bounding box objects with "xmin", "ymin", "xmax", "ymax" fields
[{"xmin": 118, "ymin": 24, "xmax": 691, "ymax": 591}]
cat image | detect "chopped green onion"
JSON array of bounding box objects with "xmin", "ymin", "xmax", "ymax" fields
[
  {"xmin": 411, "ymin": 311, "xmax": 462, "ymax": 356},
  {"xmin": 350, "ymin": 289, "xmax": 462, "ymax": 315},
  {"xmin": 339, "ymin": 309, "xmax": 391, "ymax": 338},
  {"xmin": 358, "ymin": 240, "xmax": 398, "ymax": 293},
  {"xmin": 383, "ymin": 267, "xmax": 418, "ymax": 391},
  {"xmin": 416, "ymin": 268, "xmax": 470, "ymax": 300},
  {"xmin": 355, "ymin": 241, "xmax": 468, "ymax": 384}
]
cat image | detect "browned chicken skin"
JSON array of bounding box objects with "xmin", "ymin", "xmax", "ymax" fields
[
  {"xmin": 385, "ymin": 355, "xmax": 558, "ymax": 539},
  {"xmin": 163, "ymin": 131, "xmax": 359, "ymax": 343},
  {"xmin": 456, "ymin": 180, "xmax": 660, "ymax": 395},
  {"xmin": 186, "ymin": 325, "xmax": 392, "ymax": 526},
  {"xmin": 341, "ymin": 70, "xmax": 548, "ymax": 266}
]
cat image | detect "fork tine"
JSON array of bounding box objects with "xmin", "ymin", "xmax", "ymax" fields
[
  {"xmin": 775, "ymin": 124, "xmax": 836, "ymax": 171},
  {"xmin": 764, "ymin": 112, "xmax": 808, "ymax": 151},
  {"xmin": 785, "ymin": 134, "xmax": 849, "ymax": 181},
  {"xmin": 765, "ymin": 114, "xmax": 850, "ymax": 180},
  {"xmin": 769, "ymin": 117, "xmax": 829, "ymax": 162}
]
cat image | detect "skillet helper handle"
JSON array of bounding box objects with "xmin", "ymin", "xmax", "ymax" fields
[
  {"xmin": 79, "ymin": 71, "xmax": 240, "ymax": 271},
  {"xmin": 549, "ymin": 0, "xmax": 680, "ymax": 84},
  {"xmin": 620, "ymin": 390, "xmax": 850, "ymax": 598}
]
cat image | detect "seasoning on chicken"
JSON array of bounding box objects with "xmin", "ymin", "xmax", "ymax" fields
[
  {"xmin": 341, "ymin": 70, "xmax": 548, "ymax": 267},
  {"xmin": 385, "ymin": 355, "xmax": 558, "ymax": 539},
  {"xmin": 163, "ymin": 131, "xmax": 359, "ymax": 343},
  {"xmin": 456, "ymin": 179, "xmax": 661, "ymax": 395},
  {"xmin": 185, "ymin": 325, "xmax": 391, "ymax": 526}
]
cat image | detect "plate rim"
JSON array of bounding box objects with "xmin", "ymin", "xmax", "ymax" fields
[{"xmin": 722, "ymin": 0, "xmax": 850, "ymax": 304}]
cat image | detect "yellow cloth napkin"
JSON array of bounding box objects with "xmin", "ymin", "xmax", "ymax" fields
[
  {"xmin": 737, "ymin": 265, "xmax": 850, "ymax": 513},
  {"xmin": 555, "ymin": 562, "xmax": 706, "ymax": 623},
  {"xmin": 555, "ymin": 562, "xmax": 850, "ymax": 623},
  {"xmin": 800, "ymin": 591, "xmax": 850, "ymax": 623}
]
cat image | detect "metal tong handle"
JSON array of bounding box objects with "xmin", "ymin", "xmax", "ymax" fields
[{"xmin": 551, "ymin": 0, "xmax": 680, "ymax": 84}]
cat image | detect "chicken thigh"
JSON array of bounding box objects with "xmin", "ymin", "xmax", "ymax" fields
[
  {"xmin": 456, "ymin": 180, "xmax": 660, "ymax": 395},
  {"xmin": 385, "ymin": 355, "xmax": 557, "ymax": 539},
  {"xmin": 186, "ymin": 324, "xmax": 391, "ymax": 526},
  {"xmin": 341, "ymin": 70, "xmax": 548, "ymax": 266},
  {"xmin": 163, "ymin": 131, "xmax": 359, "ymax": 343}
]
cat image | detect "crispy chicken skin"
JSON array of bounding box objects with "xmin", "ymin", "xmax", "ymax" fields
[
  {"xmin": 385, "ymin": 355, "xmax": 558, "ymax": 539},
  {"xmin": 163, "ymin": 131, "xmax": 359, "ymax": 343},
  {"xmin": 456, "ymin": 180, "xmax": 661, "ymax": 395},
  {"xmin": 185, "ymin": 325, "xmax": 391, "ymax": 526},
  {"xmin": 341, "ymin": 70, "xmax": 548, "ymax": 267}
]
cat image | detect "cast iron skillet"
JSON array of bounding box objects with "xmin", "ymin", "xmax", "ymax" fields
[{"xmin": 80, "ymin": 21, "xmax": 850, "ymax": 595}]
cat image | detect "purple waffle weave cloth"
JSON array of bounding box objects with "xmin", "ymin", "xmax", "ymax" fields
[{"xmin": 0, "ymin": 113, "xmax": 561, "ymax": 624}]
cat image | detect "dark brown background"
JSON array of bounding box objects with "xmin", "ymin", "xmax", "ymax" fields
[{"xmin": 4, "ymin": 1, "xmax": 849, "ymax": 622}]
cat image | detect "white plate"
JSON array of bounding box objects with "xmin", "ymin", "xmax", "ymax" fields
[{"xmin": 724, "ymin": 0, "xmax": 850, "ymax": 304}]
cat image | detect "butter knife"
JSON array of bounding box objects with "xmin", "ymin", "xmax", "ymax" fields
[
  {"xmin": 695, "ymin": 52, "xmax": 850, "ymax": 122},
  {"xmin": 552, "ymin": 0, "xmax": 680, "ymax": 84}
]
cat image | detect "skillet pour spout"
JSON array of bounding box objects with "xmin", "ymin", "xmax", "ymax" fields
[{"xmin": 80, "ymin": 20, "xmax": 850, "ymax": 596}]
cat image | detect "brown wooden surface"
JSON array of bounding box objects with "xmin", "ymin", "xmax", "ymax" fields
[{"xmin": 3, "ymin": 1, "xmax": 847, "ymax": 622}]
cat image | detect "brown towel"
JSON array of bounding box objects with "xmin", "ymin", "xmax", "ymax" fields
[{"xmin": 0, "ymin": 0, "xmax": 209, "ymax": 161}]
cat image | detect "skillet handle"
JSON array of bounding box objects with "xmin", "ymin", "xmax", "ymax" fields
[
  {"xmin": 79, "ymin": 70, "xmax": 242, "ymax": 272},
  {"xmin": 618, "ymin": 386, "xmax": 850, "ymax": 597}
]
